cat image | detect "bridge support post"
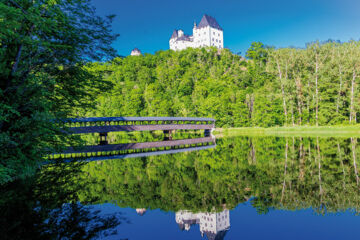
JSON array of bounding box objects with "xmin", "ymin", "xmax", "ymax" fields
[
  {"xmin": 163, "ymin": 130, "xmax": 173, "ymax": 141},
  {"xmin": 204, "ymin": 129, "xmax": 211, "ymax": 137},
  {"xmin": 99, "ymin": 132, "xmax": 108, "ymax": 145}
]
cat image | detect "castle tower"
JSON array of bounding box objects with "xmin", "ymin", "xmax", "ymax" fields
[
  {"xmin": 199, "ymin": 210, "xmax": 230, "ymax": 240},
  {"xmin": 169, "ymin": 14, "xmax": 223, "ymax": 51},
  {"xmin": 130, "ymin": 48, "xmax": 142, "ymax": 56},
  {"xmin": 135, "ymin": 208, "xmax": 147, "ymax": 216},
  {"xmin": 194, "ymin": 14, "xmax": 223, "ymax": 49}
]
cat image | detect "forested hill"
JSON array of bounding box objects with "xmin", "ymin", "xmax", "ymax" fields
[{"xmin": 85, "ymin": 41, "xmax": 360, "ymax": 127}]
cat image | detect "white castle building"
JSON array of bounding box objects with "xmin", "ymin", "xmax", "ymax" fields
[
  {"xmin": 130, "ymin": 47, "xmax": 142, "ymax": 56},
  {"xmin": 169, "ymin": 14, "xmax": 224, "ymax": 51},
  {"xmin": 175, "ymin": 209, "xmax": 230, "ymax": 240}
]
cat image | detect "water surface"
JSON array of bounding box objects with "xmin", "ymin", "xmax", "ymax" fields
[{"xmin": 2, "ymin": 136, "xmax": 360, "ymax": 239}]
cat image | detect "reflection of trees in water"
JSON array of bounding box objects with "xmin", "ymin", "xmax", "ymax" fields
[
  {"xmin": 0, "ymin": 162, "xmax": 124, "ymax": 240},
  {"xmin": 351, "ymin": 138, "xmax": 359, "ymax": 186},
  {"xmin": 78, "ymin": 136, "xmax": 360, "ymax": 214}
]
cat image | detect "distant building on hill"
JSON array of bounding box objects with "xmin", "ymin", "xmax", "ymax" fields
[
  {"xmin": 169, "ymin": 14, "xmax": 224, "ymax": 51},
  {"xmin": 131, "ymin": 48, "xmax": 142, "ymax": 56}
]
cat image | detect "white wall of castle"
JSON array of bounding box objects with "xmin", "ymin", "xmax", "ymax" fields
[
  {"xmin": 169, "ymin": 38, "xmax": 194, "ymax": 51},
  {"xmin": 169, "ymin": 26, "xmax": 223, "ymax": 51},
  {"xmin": 193, "ymin": 26, "xmax": 223, "ymax": 49},
  {"xmin": 131, "ymin": 50, "xmax": 141, "ymax": 56}
]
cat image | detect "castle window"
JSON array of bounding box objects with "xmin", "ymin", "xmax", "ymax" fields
[
  {"xmin": 218, "ymin": 33, "xmax": 220, "ymax": 36},
  {"xmin": 213, "ymin": 32, "xmax": 215, "ymax": 35},
  {"xmin": 216, "ymin": 39, "xmax": 218, "ymax": 42}
]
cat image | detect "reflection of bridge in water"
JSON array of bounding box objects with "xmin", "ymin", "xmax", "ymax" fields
[{"xmin": 51, "ymin": 136, "xmax": 216, "ymax": 162}]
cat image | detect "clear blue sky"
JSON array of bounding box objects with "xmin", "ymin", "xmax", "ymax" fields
[{"xmin": 91, "ymin": 0, "xmax": 360, "ymax": 56}]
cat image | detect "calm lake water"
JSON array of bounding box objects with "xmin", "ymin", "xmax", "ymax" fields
[{"xmin": 2, "ymin": 135, "xmax": 360, "ymax": 239}]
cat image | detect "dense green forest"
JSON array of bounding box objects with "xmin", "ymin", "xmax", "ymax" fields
[
  {"xmin": 77, "ymin": 136, "xmax": 360, "ymax": 214},
  {"xmin": 84, "ymin": 41, "xmax": 360, "ymax": 128}
]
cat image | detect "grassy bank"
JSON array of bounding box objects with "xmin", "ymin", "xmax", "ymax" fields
[{"xmin": 215, "ymin": 125, "xmax": 360, "ymax": 137}]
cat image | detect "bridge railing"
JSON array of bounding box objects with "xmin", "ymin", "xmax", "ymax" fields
[{"xmin": 60, "ymin": 117, "xmax": 215, "ymax": 128}]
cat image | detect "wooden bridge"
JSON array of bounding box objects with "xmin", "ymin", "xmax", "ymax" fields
[{"xmin": 62, "ymin": 117, "xmax": 215, "ymax": 144}]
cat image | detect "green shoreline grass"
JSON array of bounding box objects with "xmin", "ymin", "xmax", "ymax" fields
[{"xmin": 215, "ymin": 125, "xmax": 360, "ymax": 137}]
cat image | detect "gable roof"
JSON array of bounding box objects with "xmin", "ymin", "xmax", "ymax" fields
[
  {"xmin": 171, "ymin": 30, "xmax": 178, "ymax": 39},
  {"xmin": 176, "ymin": 34, "xmax": 192, "ymax": 42},
  {"xmin": 197, "ymin": 14, "xmax": 222, "ymax": 30},
  {"xmin": 204, "ymin": 230, "xmax": 228, "ymax": 240}
]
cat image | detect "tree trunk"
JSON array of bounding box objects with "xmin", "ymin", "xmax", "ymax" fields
[
  {"xmin": 315, "ymin": 54, "xmax": 319, "ymax": 126},
  {"xmin": 276, "ymin": 59, "xmax": 288, "ymax": 125},
  {"xmin": 281, "ymin": 139, "xmax": 288, "ymax": 203},
  {"xmin": 351, "ymin": 138, "xmax": 359, "ymax": 186},
  {"xmin": 337, "ymin": 142, "xmax": 346, "ymax": 189},
  {"xmin": 350, "ymin": 70, "xmax": 356, "ymax": 123},
  {"xmin": 308, "ymin": 143, "xmax": 313, "ymax": 177},
  {"xmin": 299, "ymin": 137, "xmax": 305, "ymax": 181},
  {"xmin": 307, "ymin": 79, "xmax": 311, "ymax": 124},
  {"xmin": 246, "ymin": 94, "xmax": 254, "ymax": 123},
  {"xmin": 336, "ymin": 66, "xmax": 343, "ymax": 113},
  {"xmin": 295, "ymin": 74, "xmax": 303, "ymax": 125},
  {"xmin": 316, "ymin": 137, "xmax": 323, "ymax": 199},
  {"xmin": 248, "ymin": 139, "xmax": 256, "ymax": 164}
]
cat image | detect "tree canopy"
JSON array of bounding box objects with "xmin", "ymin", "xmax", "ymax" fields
[
  {"xmin": 0, "ymin": 0, "xmax": 118, "ymax": 183},
  {"xmin": 85, "ymin": 40, "xmax": 360, "ymax": 129}
]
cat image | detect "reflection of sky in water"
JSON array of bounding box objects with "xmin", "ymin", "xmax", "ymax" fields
[{"xmin": 96, "ymin": 201, "xmax": 360, "ymax": 240}]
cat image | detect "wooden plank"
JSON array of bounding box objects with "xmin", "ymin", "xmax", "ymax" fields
[
  {"xmin": 62, "ymin": 137, "xmax": 215, "ymax": 153},
  {"xmin": 67, "ymin": 124, "xmax": 214, "ymax": 134}
]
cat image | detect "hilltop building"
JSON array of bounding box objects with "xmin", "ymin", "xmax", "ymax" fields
[
  {"xmin": 175, "ymin": 209, "xmax": 230, "ymax": 240},
  {"xmin": 131, "ymin": 48, "xmax": 142, "ymax": 56},
  {"xmin": 169, "ymin": 14, "xmax": 224, "ymax": 51}
]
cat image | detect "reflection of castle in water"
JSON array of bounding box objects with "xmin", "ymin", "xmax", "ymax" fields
[
  {"xmin": 136, "ymin": 208, "xmax": 147, "ymax": 216},
  {"xmin": 176, "ymin": 210, "xmax": 230, "ymax": 240}
]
